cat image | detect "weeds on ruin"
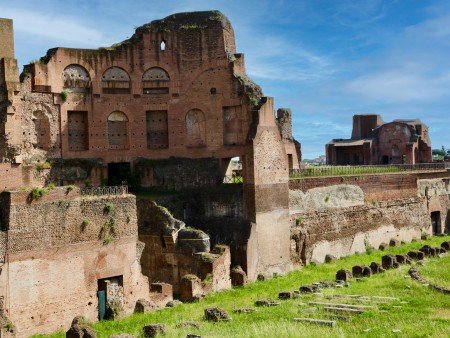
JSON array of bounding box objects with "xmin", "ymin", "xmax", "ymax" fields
[
  {"xmin": 100, "ymin": 218, "xmax": 116, "ymax": 245},
  {"xmin": 35, "ymin": 161, "xmax": 52, "ymax": 171},
  {"xmin": 104, "ymin": 203, "xmax": 114, "ymax": 213},
  {"xmin": 60, "ymin": 90, "xmax": 68, "ymax": 102},
  {"xmin": 81, "ymin": 219, "xmax": 90, "ymax": 229},
  {"xmin": 324, "ymin": 195, "xmax": 330, "ymax": 202},
  {"xmin": 30, "ymin": 183, "xmax": 56, "ymax": 200},
  {"xmin": 295, "ymin": 217, "xmax": 303, "ymax": 226},
  {"xmin": 364, "ymin": 234, "xmax": 373, "ymax": 255},
  {"xmin": 66, "ymin": 185, "xmax": 75, "ymax": 193}
]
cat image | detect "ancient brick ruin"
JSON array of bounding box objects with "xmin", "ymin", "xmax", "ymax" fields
[
  {"xmin": 0, "ymin": 10, "xmax": 449, "ymax": 337},
  {"xmin": 326, "ymin": 114, "xmax": 432, "ymax": 165}
]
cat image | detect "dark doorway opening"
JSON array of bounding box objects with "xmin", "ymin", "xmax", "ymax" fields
[
  {"xmin": 431, "ymin": 211, "xmax": 441, "ymax": 234},
  {"xmin": 381, "ymin": 155, "xmax": 389, "ymax": 164},
  {"xmin": 287, "ymin": 154, "xmax": 293, "ymax": 170},
  {"xmin": 97, "ymin": 276, "xmax": 124, "ymax": 321},
  {"xmin": 107, "ymin": 162, "xmax": 131, "ymax": 187}
]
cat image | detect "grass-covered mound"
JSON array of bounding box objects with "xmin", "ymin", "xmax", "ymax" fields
[{"xmin": 36, "ymin": 235, "xmax": 450, "ymax": 337}]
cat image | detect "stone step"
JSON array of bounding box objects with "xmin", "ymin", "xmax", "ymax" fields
[{"xmin": 293, "ymin": 318, "xmax": 336, "ymax": 327}]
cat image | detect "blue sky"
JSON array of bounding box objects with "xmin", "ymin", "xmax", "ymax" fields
[{"xmin": 1, "ymin": 0, "xmax": 449, "ymax": 158}]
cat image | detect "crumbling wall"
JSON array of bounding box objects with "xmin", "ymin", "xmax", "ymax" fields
[
  {"xmin": 1, "ymin": 187, "xmax": 149, "ymax": 337},
  {"xmin": 291, "ymin": 198, "xmax": 430, "ymax": 264},
  {"xmin": 137, "ymin": 198, "xmax": 231, "ymax": 294}
]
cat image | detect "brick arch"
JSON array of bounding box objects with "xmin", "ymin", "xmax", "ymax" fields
[
  {"xmin": 185, "ymin": 109, "xmax": 206, "ymax": 148},
  {"xmin": 62, "ymin": 64, "xmax": 91, "ymax": 92},
  {"xmin": 142, "ymin": 67, "xmax": 170, "ymax": 94},
  {"xmin": 102, "ymin": 67, "xmax": 131, "ymax": 94},
  {"xmin": 107, "ymin": 111, "xmax": 129, "ymax": 148}
]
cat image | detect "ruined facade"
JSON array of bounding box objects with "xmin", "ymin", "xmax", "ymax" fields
[
  {"xmin": 326, "ymin": 114, "xmax": 432, "ymax": 165},
  {"xmin": 0, "ymin": 11, "xmax": 300, "ymax": 190},
  {"xmin": 0, "ymin": 12, "xmax": 300, "ymax": 336}
]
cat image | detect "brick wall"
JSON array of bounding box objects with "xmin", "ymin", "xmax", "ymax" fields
[
  {"xmin": 0, "ymin": 187, "xmax": 149, "ymax": 336},
  {"xmin": 289, "ymin": 171, "xmax": 450, "ymax": 202}
]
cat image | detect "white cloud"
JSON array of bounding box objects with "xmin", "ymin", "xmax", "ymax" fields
[{"xmin": 0, "ymin": 7, "xmax": 108, "ymax": 46}]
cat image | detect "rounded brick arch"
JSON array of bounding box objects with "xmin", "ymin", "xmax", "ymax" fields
[
  {"xmin": 62, "ymin": 64, "xmax": 91, "ymax": 91},
  {"xmin": 102, "ymin": 67, "xmax": 131, "ymax": 94},
  {"xmin": 185, "ymin": 109, "xmax": 206, "ymax": 148},
  {"xmin": 142, "ymin": 67, "xmax": 170, "ymax": 81}
]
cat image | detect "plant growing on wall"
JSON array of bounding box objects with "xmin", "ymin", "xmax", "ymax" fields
[
  {"xmin": 60, "ymin": 90, "xmax": 68, "ymax": 101},
  {"xmin": 104, "ymin": 203, "xmax": 114, "ymax": 213},
  {"xmin": 100, "ymin": 218, "xmax": 116, "ymax": 245}
]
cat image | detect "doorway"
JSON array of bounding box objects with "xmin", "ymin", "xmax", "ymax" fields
[
  {"xmin": 97, "ymin": 276, "xmax": 124, "ymax": 321},
  {"xmin": 431, "ymin": 211, "xmax": 441, "ymax": 234},
  {"xmin": 107, "ymin": 162, "xmax": 131, "ymax": 186}
]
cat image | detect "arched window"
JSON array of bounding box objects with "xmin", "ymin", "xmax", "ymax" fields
[
  {"xmin": 185, "ymin": 109, "xmax": 206, "ymax": 148},
  {"xmin": 102, "ymin": 67, "xmax": 131, "ymax": 94},
  {"xmin": 32, "ymin": 110, "xmax": 51, "ymax": 150},
  {"xmin": 108, "ymin": 111, "xmax": 128, "ymax": 148},
  {"xmin": 392, "ymin": 145, "xmax": 399, "ymax": 157},
  {"xmin": 142, "ymin": 67, "xmax": 170, "ymax": 94},
  {"xmin": 160, "ymin": 40, "xmax": 166, "ymax": 51},
  {"xmin": 223, "ymin": 106, "xmax": 243, "ymax": 146},
  {"xmin": 62, "ymin": 65, "xmax": 91, "ymax": 92}
]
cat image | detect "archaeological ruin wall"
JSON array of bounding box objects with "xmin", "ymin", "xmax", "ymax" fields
[
  {"xmin": 0, "ymin": 187, "xmax": 150, "ymax": 336},
  {"xmin": 289, "ymin": 171, "xmax": 450, "ymax": 265}
]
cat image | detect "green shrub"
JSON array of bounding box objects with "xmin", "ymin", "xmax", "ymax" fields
[
  {"xmin": 35, "ymin": 161, "xmax": 52, "ymax": 171},
  {"xmin": 104, "ymin": 203, "xmax": 114, "ymax": 213},
  {"xmin": 295, "ymin": 217, "xmax": 303, "ymax": 226},
  {"xmin": 82, "ymin": 219, "xmax": 89, "ymax": 228},
  {"xmin": 60, "ymin": 90, "xmax": 68, "ymax": 101},
  {"xmin": 67, "ymin": 185, "xmax": 75, "ymax": 193},
  {"xmin": 324, "ymin": 195, "xmax": 330, "ymax": 202},
  {"xmin": 31, "ymin": 187, "xmax": 47, "ymax": 200}
]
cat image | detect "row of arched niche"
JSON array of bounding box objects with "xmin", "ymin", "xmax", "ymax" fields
[
  {"xmin": 62, "ymin": 64, "xmax": 170, "ymax": 93},
  {"xmin": 62, "ymin": 109, "xmax": 207, "ymax": 151}
]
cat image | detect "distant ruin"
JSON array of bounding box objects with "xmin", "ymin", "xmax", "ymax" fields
[
  {"xmin": 0, "ymin": 10, "xmax": 448, "ymax": 337},
  {"xmin": 326, "ymin": 114, "xmax": 432, "ymax": 165}
]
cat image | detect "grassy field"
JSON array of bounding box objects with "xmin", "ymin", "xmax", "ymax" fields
[{"xmin": 36, "ymin": 236, "xmax": 450, "ymax": 338}]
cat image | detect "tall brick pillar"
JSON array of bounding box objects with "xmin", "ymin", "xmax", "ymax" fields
[
  {"xmin": 0, "ymin": 18, "xmax": 21, "ymax": 162},
  {"xmin": 243, "ymin": 97, "xmax": 292, "ymax": 280}
]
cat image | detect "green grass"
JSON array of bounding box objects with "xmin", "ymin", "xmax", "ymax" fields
[
  {"xmin": 290, "ymin": 165, "xmax": 402, "ymax": 178},
  {"xmin": 34, "ymin": 236, "xmax": 450, "ymax": 338}
]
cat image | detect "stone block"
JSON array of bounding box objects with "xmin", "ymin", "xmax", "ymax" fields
[
  {"xmin": 362, "ymin": 266, "xmax": 372, "ymax": 277},
  {"xmin": 230, "ymin": 266, "xmax": 247, "ymax": 287},
  {"xmin": 204, "ymin": 307, "xmax": 231, "ymax": 322},
  {"xmin": 143, "ymin": 324, "xmax": 166, "ymax": 338},
  {"xmin": 389, "ymin": 239, "xmax": 400, "ymax": 247},
  {"xmin": 135, "ymin": 299, "xmax": 156, "ymax": 313},
  {"xmin": 150, "ymin": 283, "xmax": 172, "ymax": 295},
  {"xmin": 180, "ymin": 275, "xmax": 202, "ymax": 302},
  {"xmin": 379, "ymin": 243, "xmax": 388, "ymax": 251},
  {"xmin": 336, "ymin": 269, "xmax": 352, "ymax": 282},
  {"xmin": 382, "ymin": 255, "xmax": 396, "ymax": 270},
  {"xmin": 441, "ymin": 241, "xmax": 450, "ymax": 251},
  {"xmin": 325, "ymin": 254, "xmax": 337, "ymax": 263},
  {"xmin": 278, "ymin": 291, "xmax": 293, "ymax": 300},
  {"xmin": 352, "ymin": 265, "xmax": 364, "ymax": 278},
  {"xmin": 395, "ymin": 254, "xmax": 409, "ymax": 264},
  {"xmin": 370, "ymin": 262, "xmax": 382, "ymax": 274},
  {"xmin": 66, "ymin": 316, "xmax": 97, "ymax": 338}
]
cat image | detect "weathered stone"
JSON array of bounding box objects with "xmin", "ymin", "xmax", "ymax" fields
[
  {"xmin": 336, "ymin": 269, "xmax": 352, "ymax": 281},
  {"xmin": 176, "ymin": 321, "xmax": 200, "ymax": 329},
  {"xmin": 204, "ymin": 307, "xmax": 231, "ymax": 322},
  {"xmin": 186, "ymin": 335, "xmax": 201, "ymax": 338},
  {"xmin": 362, "ymin": 266, "xmax": 372, "ymax": 277},
  {"xmin": 135, "ymin": 299, "xmax": 156, "ymax": 313},
  {"xmin": 379, "ymin": 243, "xmax": 388, "ymax": 251},
  {"xmin": 382, "ymin": 255, "xmax": 396, "ymax": 270},
  {"xmin": 370, "ymin": 262, "xmax": 382, "ymax": 274},
  {"xmin": 230, "ymin": 266, "xmax": 247, "ymax": 287},
  {"xmin": 66, "ymin": 316, "xmax": 97, "ymax": 338},
  {"xmin": 325, "ymin": 254, "xmax": 337, "ymax": 263},
  {"xmin": 143, "ymin": 324, "xmax": 166, "ymax": 338},
  {"xmin": 166, "ymin": 300, "xmax": 183, "ymax": 307},
  {"xmin": 441, "ymin": 241, "xmax": 450, "ymax": 251},
  {"xmin": 352, "ymin": 265, "xmax": 364, "ymax": 278},
  {"xmin": 395, "ymin": 254, "xmax": 409, "ymax": 265},
  {"xmin": 300, "ymin": 285, "xmax": 319, "ymax": 293},
  {"xmin": 255, "ymin": 299, "xmax": 280, "ymax": 307},
  {"xmin": 278, "ymin": 291, "xmax": 293, "ymax": 300},
  {"xmin": 389, "ymin": 238, "xmax": 400, "ymax": 247},
  {"xmin": 232, "ymin": 308, "xmax": 255, "ymax": 314},
  {"xmin": 419, "ymin": 245, "xmax": 432, "ymax": 256}
]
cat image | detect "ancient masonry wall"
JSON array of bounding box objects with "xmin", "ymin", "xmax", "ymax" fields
[
  {"xmin": 289, "ymin": 173, "xmax": 450, "ymax": 265},
  {"xmin": 0, "ymin": 187, "xmax": 149, "ymax": 337}
]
